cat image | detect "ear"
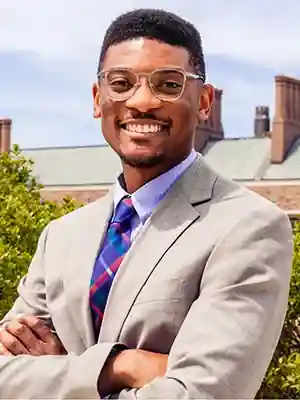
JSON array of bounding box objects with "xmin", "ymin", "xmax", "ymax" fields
[
  {"xmin": 92, "ymin": 82, "xmax": 102, "ymax": 119},
  {"xmin": 197, "ymin": 84, "xmax": 214, "ymax": 121}
]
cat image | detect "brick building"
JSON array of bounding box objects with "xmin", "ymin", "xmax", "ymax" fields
[{"xmin": 1, "ymin": 74, "xmax": 300, "ymax": 218}]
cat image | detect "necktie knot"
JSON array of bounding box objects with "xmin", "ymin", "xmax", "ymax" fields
[{"xmin": 112, "ymin": 196, "xmax": 136, "ymax": 227}]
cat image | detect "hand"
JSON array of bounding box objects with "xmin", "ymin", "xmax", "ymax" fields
[
  {"xmin": 0, "ymin": 315, "xmax": 66, "ymax": 356},
  {"xmin": 121, "ymin": 349, "xmax": 168, "ymax": 389},
  {"xmin": 98, "ymin": 348, "xmax": 168, "ymax": 396}
]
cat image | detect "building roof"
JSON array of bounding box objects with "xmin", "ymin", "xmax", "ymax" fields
[
  {"xmin": 202, "ymin": 137, "xmax": 271, "ymax": 181},
  {"xmin": 263, "ymin": 138, "xmax": 300, "ymax": 180},
  {"xmin": 22, "ymin": 144, "xmax": 121, "ymax": 186},
  {"xmin": 21, "ymin": 136, "xmax": 300, "ymax": 187}
]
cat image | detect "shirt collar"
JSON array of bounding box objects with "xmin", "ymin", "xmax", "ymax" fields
[{"xmin": 114, "ymin": 149, "xmax": 197, "ymax": 223}]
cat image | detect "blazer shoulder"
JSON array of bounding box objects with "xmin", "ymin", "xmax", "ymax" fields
[
  {"xmin": 49, "ymin": 193, "xmax": 112, "ymax": 230},
  {"xmin": 208, "ymin": 172, "xmax": 292, "ymax": 234},
  {"xmin": 185, "ymin": 155, "xmax": 291, "ymax": 230},
  {"xmin": 192, "ymin": 154, "xmax": 281, "ymax": 215},
  {"xmin": 213, "ymin": 172, "xmax": 279, "ymax": 209}
]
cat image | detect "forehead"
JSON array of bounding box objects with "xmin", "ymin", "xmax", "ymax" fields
[{"xmin": 102, "ymin": 38, "xmax": 191, "ymax": 72}]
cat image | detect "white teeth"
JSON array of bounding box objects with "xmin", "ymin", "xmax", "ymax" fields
[{"xmin": 124, "ymin": 123, "xmax": 163, "ymax": 133}]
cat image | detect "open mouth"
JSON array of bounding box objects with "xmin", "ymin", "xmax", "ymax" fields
[{"xmin": 118, "ymin": 119, "xmax": 171, "ymax": 134}]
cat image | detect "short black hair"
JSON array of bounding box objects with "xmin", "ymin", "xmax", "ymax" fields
[{"xmin": 98, "ymin": 8, "xmax": 206, "ymax": 81}]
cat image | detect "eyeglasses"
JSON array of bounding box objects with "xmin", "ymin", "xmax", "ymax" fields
[{"xmin": 97, "ymin": 67, "xmax": 204, "ymax": 102}]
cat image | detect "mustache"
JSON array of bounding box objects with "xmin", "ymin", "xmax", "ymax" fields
[{"xmin": 119, "ymin": 112, "xmax": 172, "ymax": 125}]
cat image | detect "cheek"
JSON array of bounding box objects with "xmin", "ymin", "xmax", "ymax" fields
[
  {"xmin": 100, "ymin": 98, "xmax": 115, "ymax": 121},
  {"xmin": 172, "ymin": 97, "xmax": 198, "ymax": 131},
  {"xmin": 100, "ymin": 99, "xmax": 119, "ymax": 142}
]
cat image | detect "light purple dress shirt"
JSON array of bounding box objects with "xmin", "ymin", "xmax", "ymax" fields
[{"xmin": 113, "ymin": 149, "xmax": 197, "ymax": 240}]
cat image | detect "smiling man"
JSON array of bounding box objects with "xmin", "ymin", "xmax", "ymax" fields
[{"xmin": 0, "ymin": 8, "xmax": 294, "ymax": 399}]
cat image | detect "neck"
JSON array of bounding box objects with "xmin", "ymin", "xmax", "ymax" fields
[
  {"xmin": 122, "ymin": 166, "xmax": 166, "ymax": 193},
  {"xmin": 122, "ymin": 151, "xmax": 192, "ymax": 193}
]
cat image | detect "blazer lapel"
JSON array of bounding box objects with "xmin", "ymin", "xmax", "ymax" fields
[
  {"xmin": 99, "ymin": 154, "xmax": 218, "ymax": 342},
  {"xmin": 63, "ymin": 191, "xmax": 113, "ymax": 348}
]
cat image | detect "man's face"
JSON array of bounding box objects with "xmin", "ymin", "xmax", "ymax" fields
[{"xmin": 93, "ymin": 38, "xmax": 214, "ymax": 169}]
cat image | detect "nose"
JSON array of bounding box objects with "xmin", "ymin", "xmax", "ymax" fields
[{"xmin": 125, "ymin": 81, "xmax": 162, "ymax": 112}]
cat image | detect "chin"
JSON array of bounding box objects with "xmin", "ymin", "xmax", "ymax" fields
[{"xmin": 119, "ymin": 152, "xmax": 165, "ymax": 169}]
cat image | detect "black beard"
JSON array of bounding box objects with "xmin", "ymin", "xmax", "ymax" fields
[{"xmin": 118, "ymin": 152, "xmax": 165, "ymax": 169}]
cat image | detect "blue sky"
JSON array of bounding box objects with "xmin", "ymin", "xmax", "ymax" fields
[{"xmin": 1, "ymin": 0, "xmax": 300, "ymax": 149}]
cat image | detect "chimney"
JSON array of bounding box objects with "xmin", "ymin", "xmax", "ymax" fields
[
  {"xmin": 254, "ymin": 106, "xmax": 270, "ymax": 137},
  {"xmin": 0, "ymin": 117, "xmax": 12, "ymax": 154},
  {"xmin": 194, "ymin": 88, "xmax": 224, "ymax": 152},
  {"xmin": 271, "ymin": 75, "xmax": 300, "ymax": 163}
]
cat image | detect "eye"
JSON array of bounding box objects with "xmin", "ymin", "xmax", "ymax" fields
[
  {"xmin": 109, "ymin": 78, "xmax": 132, "ymax": 92},
  {"xmin": 163, "ymin": 81, "xmax": 181, "ymax": 88},
  {"xmin": 156, "ymin": 80, "xmax": 183, "ymax": 93}
]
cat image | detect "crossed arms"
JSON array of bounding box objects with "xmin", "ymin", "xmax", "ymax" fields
[{"xmin": 0, "ymin": 206, "xmax": 293, "ymax": 399}]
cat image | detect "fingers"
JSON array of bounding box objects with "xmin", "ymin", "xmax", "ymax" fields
[
  {"xmin": 19, "ymin": 315, "xmax": 55, "ymax": 343},
  {"xmin": 0, "ymin": 327, "xmax": 30, "ymax": 355},
  {"xmin": 0, "ymin": 343, "xmax": 14, "ymax": 356},
  {"xmin": 19, "ymin": 316, "xmax": 62, "ymax": 355},
  {"xmin": 0, "ymin": 316, "xmax": 65, "ymax": 356}
]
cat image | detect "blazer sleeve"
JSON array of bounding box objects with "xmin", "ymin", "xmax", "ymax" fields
[
  {"xmin": 0, "ymin": 224, "xmax": 118, "ymax": 399},
  {"xmin": 0, "ymin": 225, "xmax": 53, "ymax": 328},
  {"xmin": 109, "ymin": 205, "xmax": 294, "ymax": 399}
]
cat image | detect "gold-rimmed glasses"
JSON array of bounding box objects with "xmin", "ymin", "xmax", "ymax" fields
[{"xmin": 98, "ymin": 67, "xmax": 204, "ymax": 102}]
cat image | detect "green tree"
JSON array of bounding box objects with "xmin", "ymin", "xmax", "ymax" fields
[
  {"xmin": 257, "ymin": 221, "xmax": 300, "ymax": 399},
  {"xmin": 0, "ymin": 145, "xmax": 80, "ymax": 318}
]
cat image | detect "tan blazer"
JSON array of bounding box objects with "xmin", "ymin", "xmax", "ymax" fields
[{"xmin": 0, "ymin": 154, "xmax": 293, "ymax": 399}]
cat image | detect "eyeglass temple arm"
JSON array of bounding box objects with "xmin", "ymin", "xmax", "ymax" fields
[{"xmin": 186, "ymin": 72, "xmax": 205, "ymax": 82}]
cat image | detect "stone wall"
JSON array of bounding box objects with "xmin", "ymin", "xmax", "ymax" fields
[
  {"xmin": 248, "ymin": 184, "xmax": 300, "ymax": 212},
  {"xmin": 41, "ymin": 183, "xmax": 300, "ymax": 215},
  {"xmin": 41, "ymin": 188, "xmax": 108, "ymax": 204}
]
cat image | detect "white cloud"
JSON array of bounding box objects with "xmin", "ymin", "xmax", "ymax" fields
[{"xmin": 1, "ymin": 0, "xmax": 300, "ymax": 70}]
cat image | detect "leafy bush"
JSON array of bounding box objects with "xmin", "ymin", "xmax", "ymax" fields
[
  {"xmin": 257, "ymin": 221, "xmax": 300, "ymax": 399},
  {"xmin": 0, "ymin": 146, "xmax": 80, "ymax": 318},
  {"xmin": 0, "ymin": 147, "xmax": 299, "ymax": 398}
]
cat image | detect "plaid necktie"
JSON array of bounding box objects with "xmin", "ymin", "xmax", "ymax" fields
[{"xmin": 89, "ymin": 196, "xmax": 137, "ymax": 338}]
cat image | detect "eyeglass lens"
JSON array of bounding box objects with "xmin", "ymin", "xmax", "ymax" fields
[{"xmin": 104, "ymin": 69, "xmax": 185, "ymax": 101}]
